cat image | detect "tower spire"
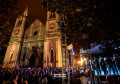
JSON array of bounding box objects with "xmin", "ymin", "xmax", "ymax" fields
[{"xmin": 23, "ymin": 6, "xmax": 28, "ymax": 17}]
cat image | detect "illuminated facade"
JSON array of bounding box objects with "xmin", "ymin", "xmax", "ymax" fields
[{"xmin": 2, "ymin": 8, "xmax": 62, "ymax": 68}]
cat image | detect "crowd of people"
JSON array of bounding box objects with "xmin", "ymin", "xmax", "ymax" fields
[
  {"xmin": 0, "ymin": 67, "xmax": 54, "ymax": 84},
  {"xmin": 90, "ymin": 56, "xmax": 120, "ymax": 75},
  {"xmin": 0, "ymin": 56, "xmax": 120, "ymax": 84},
  {"xmin": 0, "ymin": 67, "xmax": 92, "ymax": 84}
]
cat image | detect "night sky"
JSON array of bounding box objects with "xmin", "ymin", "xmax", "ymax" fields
[{"xmin": 17, "ymin": 0, "xmax": 47, "ymax": 24}]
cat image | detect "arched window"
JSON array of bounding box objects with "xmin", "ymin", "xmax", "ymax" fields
[
  {"xmin": 9, "ymin": 53, "xmax": 13, "ymax": 63},
  {"xmin": 33, "ymin": 31, "xmax": 38, "ymax": 36},
  {"xmin": 49, "ymin": 12, "xmax": 56, "ymax": 19},
  {"xmin": 23, "ymin": 53, "xmax": 26, "ymax": 61},
  {"xmin": 51, "ymin": 49, "xmax": 53, "ymax": 62},
  {"xmin": 50, "ymin": 13, "xmax": 52, "ymax": 18},
  {"xmin": 17, "ymin": 20, "xmax": 22, "ymax": 26},
  {"xmin": 53, "ymin": 13, "xmax": 55, "ymax": 18}
]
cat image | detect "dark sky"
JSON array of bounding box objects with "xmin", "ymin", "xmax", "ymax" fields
[{"xmin": 17, "ymin": 0, "xmax": 47, "ymax": 24}]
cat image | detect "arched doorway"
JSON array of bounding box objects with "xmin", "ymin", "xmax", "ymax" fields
[
  {"xmin": 29, "ymin": 53, "xmax": 35, "ymax": 66},
  {"xmin": 50, "ymin": 48, "xmax": 56, "ymax": 67},
  {"xmin": 26, "ymin": 50, "xmax": 37, "ymax": 67}
]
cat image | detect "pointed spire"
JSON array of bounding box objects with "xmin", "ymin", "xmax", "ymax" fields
[{"xmin": 23, "ymin": 6, "xmax": 28, "ymax": 17}]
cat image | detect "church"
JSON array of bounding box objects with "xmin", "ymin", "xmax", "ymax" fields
[{"xmin": 2, "ymin": 7, "xmax": 64, "ymax": 68}]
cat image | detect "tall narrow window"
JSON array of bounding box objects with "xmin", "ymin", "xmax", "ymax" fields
[
  {"xmin": 50, "ymin": 13, "xmax": 52, "ymax": 19},
  {"xmin": 18, "ymin": 20, "xmax": 22, "ymax": 26},
  {"xmin": 53, "ymin": 13, "xmax": 55, "ymax": 18},
  {"xmin": 23, "ymin": 54, "xmax": 25, "ymax": 61},
  {"xmin": 49, "ymin": 12, "xmax": 56, "ymax": 19},
  {"xmin": 9, "ymin": 53, "xmax": 13, "ymax": 63},
  {"xmin": 51, "ymin": 49, "xmax": 53, "ymax": 62}
]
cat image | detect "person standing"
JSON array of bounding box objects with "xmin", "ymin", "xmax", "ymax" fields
[
  {"xmin": 100, "ymin": 57, "xmax": 106, "ymax": 75},
  {"xmin": 80, "ymin": 72, "xmax": 88, "ymax": 84},
  {"xmin": 47, "ymin": 71, "xmax": 55, "ymax": 84}
]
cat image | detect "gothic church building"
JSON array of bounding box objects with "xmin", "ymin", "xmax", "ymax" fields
[{"xmin": 2, "ymin": 8, "xmax": 63, "ymax": 68}]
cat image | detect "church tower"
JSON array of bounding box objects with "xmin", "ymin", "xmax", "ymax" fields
[
  {"xmin": 2, "ymin": 8, "xmax": 28, "ymax": 68},
  {"xmin": 44, "ymin": 11, "xmax": 62, "ymax": 67}
]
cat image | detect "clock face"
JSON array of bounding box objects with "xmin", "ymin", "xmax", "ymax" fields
[
  {"xmin": 49, "ymin": 23, "xmax": 55, "ymax": 30},
  {"xmin": 14, "ymin": 29, "xmax": 19, "ymax": 35}
]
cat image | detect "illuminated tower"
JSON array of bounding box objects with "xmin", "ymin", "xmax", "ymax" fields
[
  {"xmin": 44, "ymin": 11, "xmax": 62, "ymax": 67},
  {"xmin": 2, "ymin": 8, "xmax": 28, "ymax": 68}
]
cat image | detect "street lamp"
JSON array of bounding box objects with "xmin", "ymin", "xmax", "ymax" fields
[{"xmin": 78, "ymin": 61, "xmax": 81, "ymax": 64}]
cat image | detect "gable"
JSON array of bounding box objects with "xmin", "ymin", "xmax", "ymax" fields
[{"xmin": 24, "ymin": 19, "xmax": 46, "ymax": 40}]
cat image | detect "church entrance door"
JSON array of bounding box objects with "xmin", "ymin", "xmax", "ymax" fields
[
  {"xmin": 29, "ymin": 54, "xmax": 35, "ymax": 67},
  {"xmin": 26, "ymin": 49, "xmax": 37, "ymax": 67}
]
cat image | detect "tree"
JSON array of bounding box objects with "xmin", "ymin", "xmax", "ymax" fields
[
  {"xmin": 0, "ymin": 0, "xmax": 19, "ymax": 53},
  {"xmin": 41, "ymin": 0, "xmax": 120, "ymax": 54}
]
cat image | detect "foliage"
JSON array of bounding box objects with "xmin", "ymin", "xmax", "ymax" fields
[
  {"xmin": 41, "ymin": 0, "xmax": 120, "ymax": 54},
  {"xmin": 0, "ymin": 0, "xmax": 19, "ymax": 52}
]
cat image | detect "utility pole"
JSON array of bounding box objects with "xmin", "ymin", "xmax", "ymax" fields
[{"xmin": 67, "ymin": 50, "xmax": 70, "ymax": 84}]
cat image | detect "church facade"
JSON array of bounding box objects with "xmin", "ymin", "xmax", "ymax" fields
[{"xmin": 2, "ymin": 8, "xmax": 63, "ymax": 68}]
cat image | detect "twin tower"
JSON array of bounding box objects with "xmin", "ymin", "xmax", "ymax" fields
[{"xmin": 2, "ymin": 8, "xmax": 63, "ymax": 68}]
